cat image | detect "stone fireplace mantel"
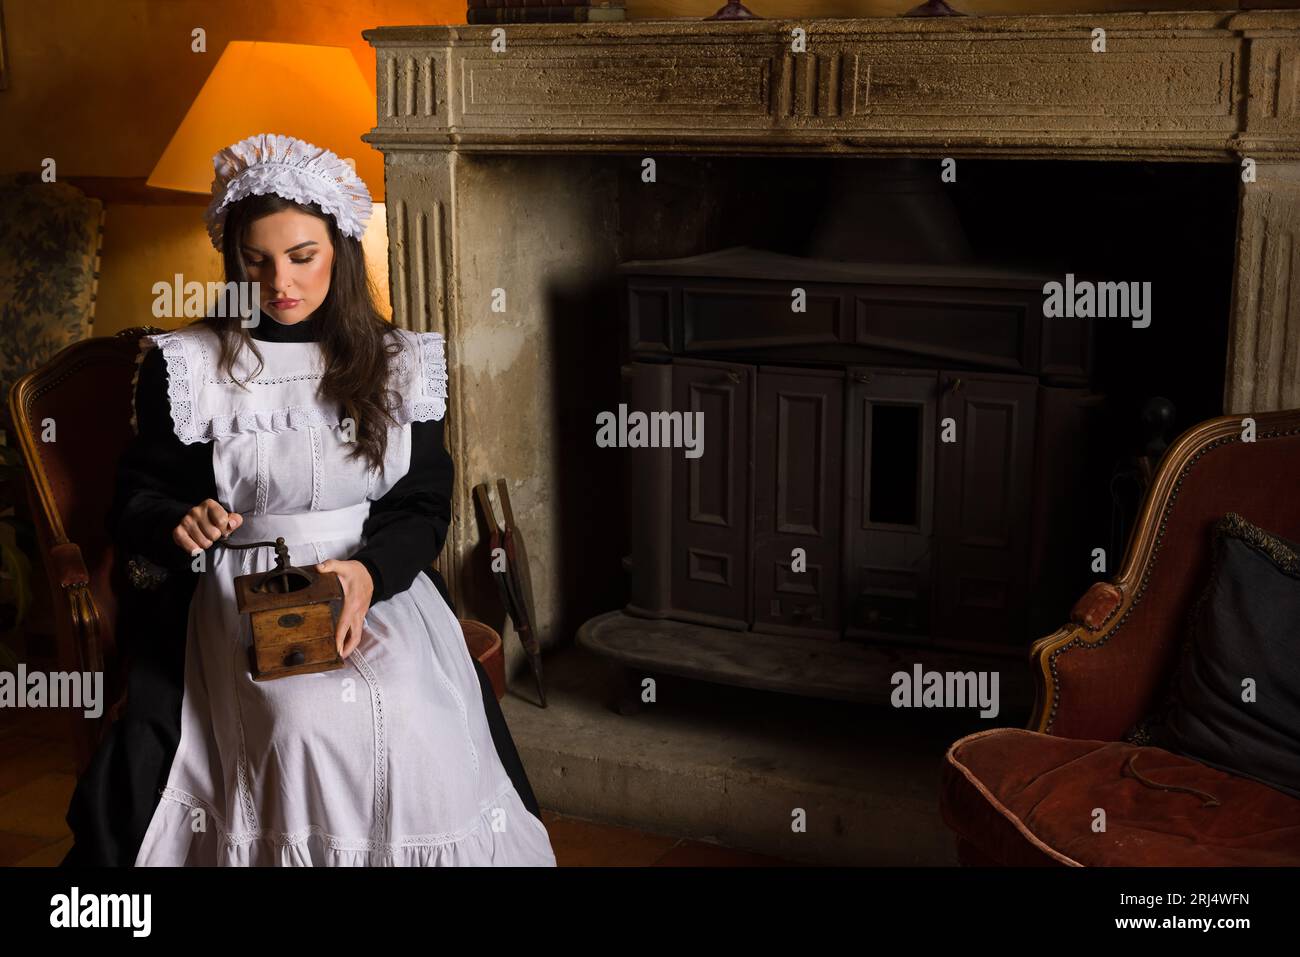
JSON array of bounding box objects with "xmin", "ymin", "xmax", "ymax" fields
[
  {"xmin": 364, "ymin": 12, "xmax": 1300, "ymax": 160},
  {"xmin": 363, "ymin": 12, "xmax": 1300, "ymax": 655}
]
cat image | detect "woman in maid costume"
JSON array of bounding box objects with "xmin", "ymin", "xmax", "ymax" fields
[{"xmin": 61, "ymin": 133, "xmax": 557, "ymax": 866}]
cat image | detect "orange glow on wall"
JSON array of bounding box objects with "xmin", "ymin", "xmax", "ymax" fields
[{"xmin": 146, "ymin": 41, "xmax": 383, "ymax": 202}]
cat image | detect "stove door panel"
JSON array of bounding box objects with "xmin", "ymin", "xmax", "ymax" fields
[
  {"xmin": 751, "ymin": 366, "xmax": 845, "ymax": 640},
  {"xmin": 934, "ymin": 372, "xmax": 1038, "ymax": 646},
  {"xmin": 843, "ymin": 368, "xmax": 938, "ymax": 643},
  {"xmin": 670, "ymin": 358, "xmax": 755, "ymax": 629}
]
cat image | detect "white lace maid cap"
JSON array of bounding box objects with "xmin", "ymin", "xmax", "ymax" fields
[{"xmin": 204, "ymin": 133, "xmax": 373, "ymax": 250}]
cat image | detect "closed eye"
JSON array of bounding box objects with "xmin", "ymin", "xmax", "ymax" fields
[{"xmin": 246, "ymin": 257, "xmax": 316, "ymax": 266}]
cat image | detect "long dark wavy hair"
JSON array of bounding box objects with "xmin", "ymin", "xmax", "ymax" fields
[{"xmin": 203, "ymin": 193, "xmax": 401, "ymax": 473}]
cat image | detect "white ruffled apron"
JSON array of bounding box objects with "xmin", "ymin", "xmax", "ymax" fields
[{"xmin": 130, "ymin": 323, "xmax": 555, "ymax": 866}]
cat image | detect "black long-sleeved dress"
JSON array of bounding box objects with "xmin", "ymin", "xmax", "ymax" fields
[{"xmin": 61, "ymin": 311, "xmax": 540, "ymax": 867}]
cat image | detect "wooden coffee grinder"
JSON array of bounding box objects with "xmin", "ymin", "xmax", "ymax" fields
[{"xmin": 222, "ymin": 535, "xmax": 346, "ymax": 681}]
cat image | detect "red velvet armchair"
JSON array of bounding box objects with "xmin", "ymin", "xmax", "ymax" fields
[
  {"xmin": 940, "ymin": 407, "xmax": 1300, "ymax": 866},
  {"xmin": 8, "ymin": 327, "xmax": 504, "ymax": 778}
]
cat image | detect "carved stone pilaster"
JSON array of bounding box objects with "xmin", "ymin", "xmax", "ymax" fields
[
  {"xmin": 383, "ymin": 152, "xmax": 461, "ymax": 603},
  {"xmin": 386, "ymin": 158, "xmax": 451, "ymax": 337},
  {"xmin": 376, "ymin": 147, "xmax": 621, "ymax": 664},
  {"xmin": 1226, "ymin": 161, "xmax": 1300, "ymax": 414}
]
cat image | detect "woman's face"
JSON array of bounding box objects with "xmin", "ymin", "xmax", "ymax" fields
[{"xmin": 240, "ymin": 209, "xmax": 334, "ymax": 324}]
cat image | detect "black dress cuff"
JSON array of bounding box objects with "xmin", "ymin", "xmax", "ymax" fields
[
  {"xmin": 355, "ymin": 555, "xmax": 385, "ymax": 608},
  {"xmin": 349, "ymin": 418, "xmax": 453, "ymax": 607}
]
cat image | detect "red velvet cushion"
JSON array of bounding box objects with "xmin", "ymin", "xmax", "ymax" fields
[{"xmin": 941, "ymin": 728, "xmax": 1300, "ymax": 866}]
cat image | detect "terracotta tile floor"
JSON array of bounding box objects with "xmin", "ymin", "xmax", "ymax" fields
[{"xmin": 0, "ymin": 703, "xmax": 801, "ymax": 867}]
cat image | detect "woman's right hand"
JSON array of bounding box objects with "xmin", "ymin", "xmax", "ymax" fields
[{"xmin": 173, "ymin": 499, "xmax": 243, "ymax": 556}]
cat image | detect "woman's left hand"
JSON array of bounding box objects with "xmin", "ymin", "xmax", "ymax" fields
[{"xmin": 314, "ymin": 559, "xmax": 374, "ymax": 659}]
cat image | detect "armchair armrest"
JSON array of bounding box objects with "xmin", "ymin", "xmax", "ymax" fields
[
  {"xmin": 44, "ymin": 539, "xmax": 114, "ymax": 775},
  {"xmin": 45, "ymin": 540, "xmax": 105, "ymax": 679},
  {"xmin": 1029, "ymin": 580, "xmax": 1144, "ymax": 741},
  {"xmin": 48, "ymin": 541, "xmax": 90, "ymax": 588},
  {"xmin": 1069, "ymin": 582, "xmax": 1122, "ymax": 632},
  {"xmin": 1030, "ymin": 408, "xmax": 1300, "ymax": 741}
]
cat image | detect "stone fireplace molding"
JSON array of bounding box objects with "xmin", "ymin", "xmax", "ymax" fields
[
  {"xmin": 364, "ymin": 13, "xmax": 1300, "ymax": 161},
  {"xmin": 363, "ymin": 11, "xmax": 1300, "ymax": 648}
]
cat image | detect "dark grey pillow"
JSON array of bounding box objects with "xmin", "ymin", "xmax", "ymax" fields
[{"xmin": 1144, "ymin": 512, "xmax": 1300, "ymax": 799}]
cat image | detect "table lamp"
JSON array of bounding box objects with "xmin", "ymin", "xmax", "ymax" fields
[{"xmin": 147, "ymin": 41, "xmax": 383, "ymax": 202}]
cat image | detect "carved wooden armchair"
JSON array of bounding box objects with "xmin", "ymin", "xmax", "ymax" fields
[
  {"xmin": 940, "ymin": 407, "xmax": 1300, "ymax": 866},
  {"xmin": 8, "ymin": 327, "xmax": 503, "ymax": 778}
]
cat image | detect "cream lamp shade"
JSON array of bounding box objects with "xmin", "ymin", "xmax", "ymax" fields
[{"xmin": 147, "ymin": 41, "xmax": 383, "ymax": 203}]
